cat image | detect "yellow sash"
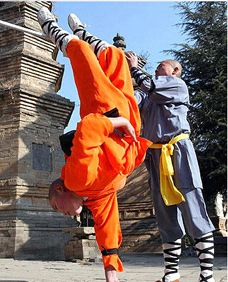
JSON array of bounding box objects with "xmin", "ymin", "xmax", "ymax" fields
[{"xmin": 149, "ymin": 133, "xmax": 189, "ymax": 206}]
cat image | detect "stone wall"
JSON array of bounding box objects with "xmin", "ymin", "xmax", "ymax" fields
[{"xmin": 0, "ymin": 1, "xmax": 78, "ymax": 260}]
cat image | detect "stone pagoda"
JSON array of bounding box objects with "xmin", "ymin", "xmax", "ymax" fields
[{"xmin": 0, "ymin": 1, "xmax": 77, "ymax": 259}]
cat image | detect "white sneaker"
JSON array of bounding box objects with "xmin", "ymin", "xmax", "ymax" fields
[
  {"xmin": 37, "ymin": 7, "xmax": 76, "ymax": 56},
  {"xmin": 37, "ymin": 7, "xmax": 56, "ymax": 27},
  {"xmin": 68, "ymin": 13, "xmax": 85, "ymax": 34},
  {"xmin": 68, "ymin": 13, "xmax": 110, "ymax": 57}
]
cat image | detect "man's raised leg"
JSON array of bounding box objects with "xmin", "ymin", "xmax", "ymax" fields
[
  {"xmin": 68, "ymin": 13, "xmax": 111, "ymax": 57},
  {"xmin": 37, "ymin": 7, "xmax": 77, "ymax": 56}
]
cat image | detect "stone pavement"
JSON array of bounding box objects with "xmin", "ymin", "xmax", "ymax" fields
[{"xmin": 0, "ymin": 253, "xmax": 227, "ymax": 282}]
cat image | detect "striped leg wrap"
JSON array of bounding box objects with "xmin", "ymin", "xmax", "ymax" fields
[
  {"xmin": 73, "ymin": 26, "xmax": 110, "ymax": 57},
  {"xmin": 41, "ymin": 20, "xmax": 70, "ymax": 53},
  {"xmin": 162, "ymin": 240, "xmax": 181, "ymax": 281},
  {"xmin": 195, "ymin": 232, "xmax": 215, "ymax": 282}
]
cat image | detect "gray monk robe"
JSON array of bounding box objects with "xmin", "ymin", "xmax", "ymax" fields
[{"xmin": 131, "ymin": 69, "xmax": 214, "ymax": 242}]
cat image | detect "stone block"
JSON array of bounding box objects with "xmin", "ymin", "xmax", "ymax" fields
[{"xmin": 63, "ymin": 227, "xmax": 100, "ymax": 261}]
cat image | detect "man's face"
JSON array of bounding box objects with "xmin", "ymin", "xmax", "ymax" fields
[
  {"xmin": 50, "ymin": 189, "xmax": 83, "ymax": 216},
  {"xmin": 155, "ymin": 61, "xmax": 175, "ymax": 76}
]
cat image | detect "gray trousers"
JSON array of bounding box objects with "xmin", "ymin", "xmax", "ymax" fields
[{"xmin": 145, "ymin": 151, "xmax": 215, "ymax": 243}]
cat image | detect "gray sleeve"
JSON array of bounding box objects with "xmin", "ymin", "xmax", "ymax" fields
[
  {"xmin": 150, "ymin": 76, "xmax": 190, "ymax": 105},
  {"xmin": 134, "ymin": 89, "xmax": 147, "ymax": 108},
  {"xmin": 130, "ymin": 67, "xmax": 155, "ymax": 94}
]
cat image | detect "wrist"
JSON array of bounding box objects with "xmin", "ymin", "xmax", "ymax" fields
[{"xmin": 130, "ymin": 66, "xmax": 138, "ymax": 72}]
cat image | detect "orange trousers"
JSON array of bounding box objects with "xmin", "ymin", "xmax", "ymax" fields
[{"xmin": 61, "ymin": 39, "xmax": 151, "ymax": 271}]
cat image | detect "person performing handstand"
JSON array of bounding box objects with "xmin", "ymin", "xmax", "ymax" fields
[{"xmin": 37, "ymin": 7, "xmax": 151, "ymax": 282}]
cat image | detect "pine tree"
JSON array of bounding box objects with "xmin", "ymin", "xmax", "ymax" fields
[{"xmin": 166, "ymin": 2, "xmax": 227, "ymax": 201}]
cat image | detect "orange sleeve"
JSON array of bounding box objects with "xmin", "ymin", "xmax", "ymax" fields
[
  {"xmin": 86, "ymin": 192, "xmax": 124, "ymax": 272},
  {"xmin": 61, "ymin": 113, "xmax": 114, "ymax": 194}
]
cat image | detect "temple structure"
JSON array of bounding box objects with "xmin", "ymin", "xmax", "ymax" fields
[{"xmin": 0, "ymin": 1, "xmax": 78, "ymax": 259}]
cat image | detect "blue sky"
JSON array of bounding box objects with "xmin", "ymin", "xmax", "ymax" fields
[{"xmin": 52, "ymin": 1, "xmax": 187, "ymax": 132}]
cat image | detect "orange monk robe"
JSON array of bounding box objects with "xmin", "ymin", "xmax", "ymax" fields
[{"xmin": 61, "ymin": 39, "xmax": 151, "ymax": 272}]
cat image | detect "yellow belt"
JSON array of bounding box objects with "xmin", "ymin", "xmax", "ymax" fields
[{"xmin": 149, "ymin": 133, "xmax": 189, "ymax": 206}]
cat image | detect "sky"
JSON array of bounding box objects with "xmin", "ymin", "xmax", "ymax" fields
[{"xmin": 52, "ymin": 1, "xmax": 187, "ymax": 132}]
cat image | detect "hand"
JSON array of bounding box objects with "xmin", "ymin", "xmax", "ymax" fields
[
  {"xmin": 124, "ymin": 51, "xmax": 138, "ymax": 68},
  {"xmin": 109, "ymin": 117, "xmax": 137, "ymax": 142}
]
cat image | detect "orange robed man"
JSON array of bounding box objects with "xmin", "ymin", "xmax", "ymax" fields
[{"xmin": 37, "ymin": 7, "xmax": 151, "ymax": 282}]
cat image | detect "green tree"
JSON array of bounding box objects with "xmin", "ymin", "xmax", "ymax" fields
[{"xmin": 166, "ymin": 2, "xmax": 227, "ymax": 201}]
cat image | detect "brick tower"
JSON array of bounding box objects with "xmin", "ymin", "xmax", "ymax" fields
[{"xmin": 0, "ymin": 1, "xmax": 77, "ymax": 259}]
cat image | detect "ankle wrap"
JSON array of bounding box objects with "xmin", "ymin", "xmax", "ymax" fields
[
  {"xmin": 163, "ymin": 240, "xmax": 181, "ymax": 276},
  {"xmin": 195, "ymin": 233, "xmax": 214, "ymax": 282}
]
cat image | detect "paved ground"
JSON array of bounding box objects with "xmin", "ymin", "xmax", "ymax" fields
[{"xmin": 0, "ymin": 253, "xmax": 227, "ymax": 282}]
